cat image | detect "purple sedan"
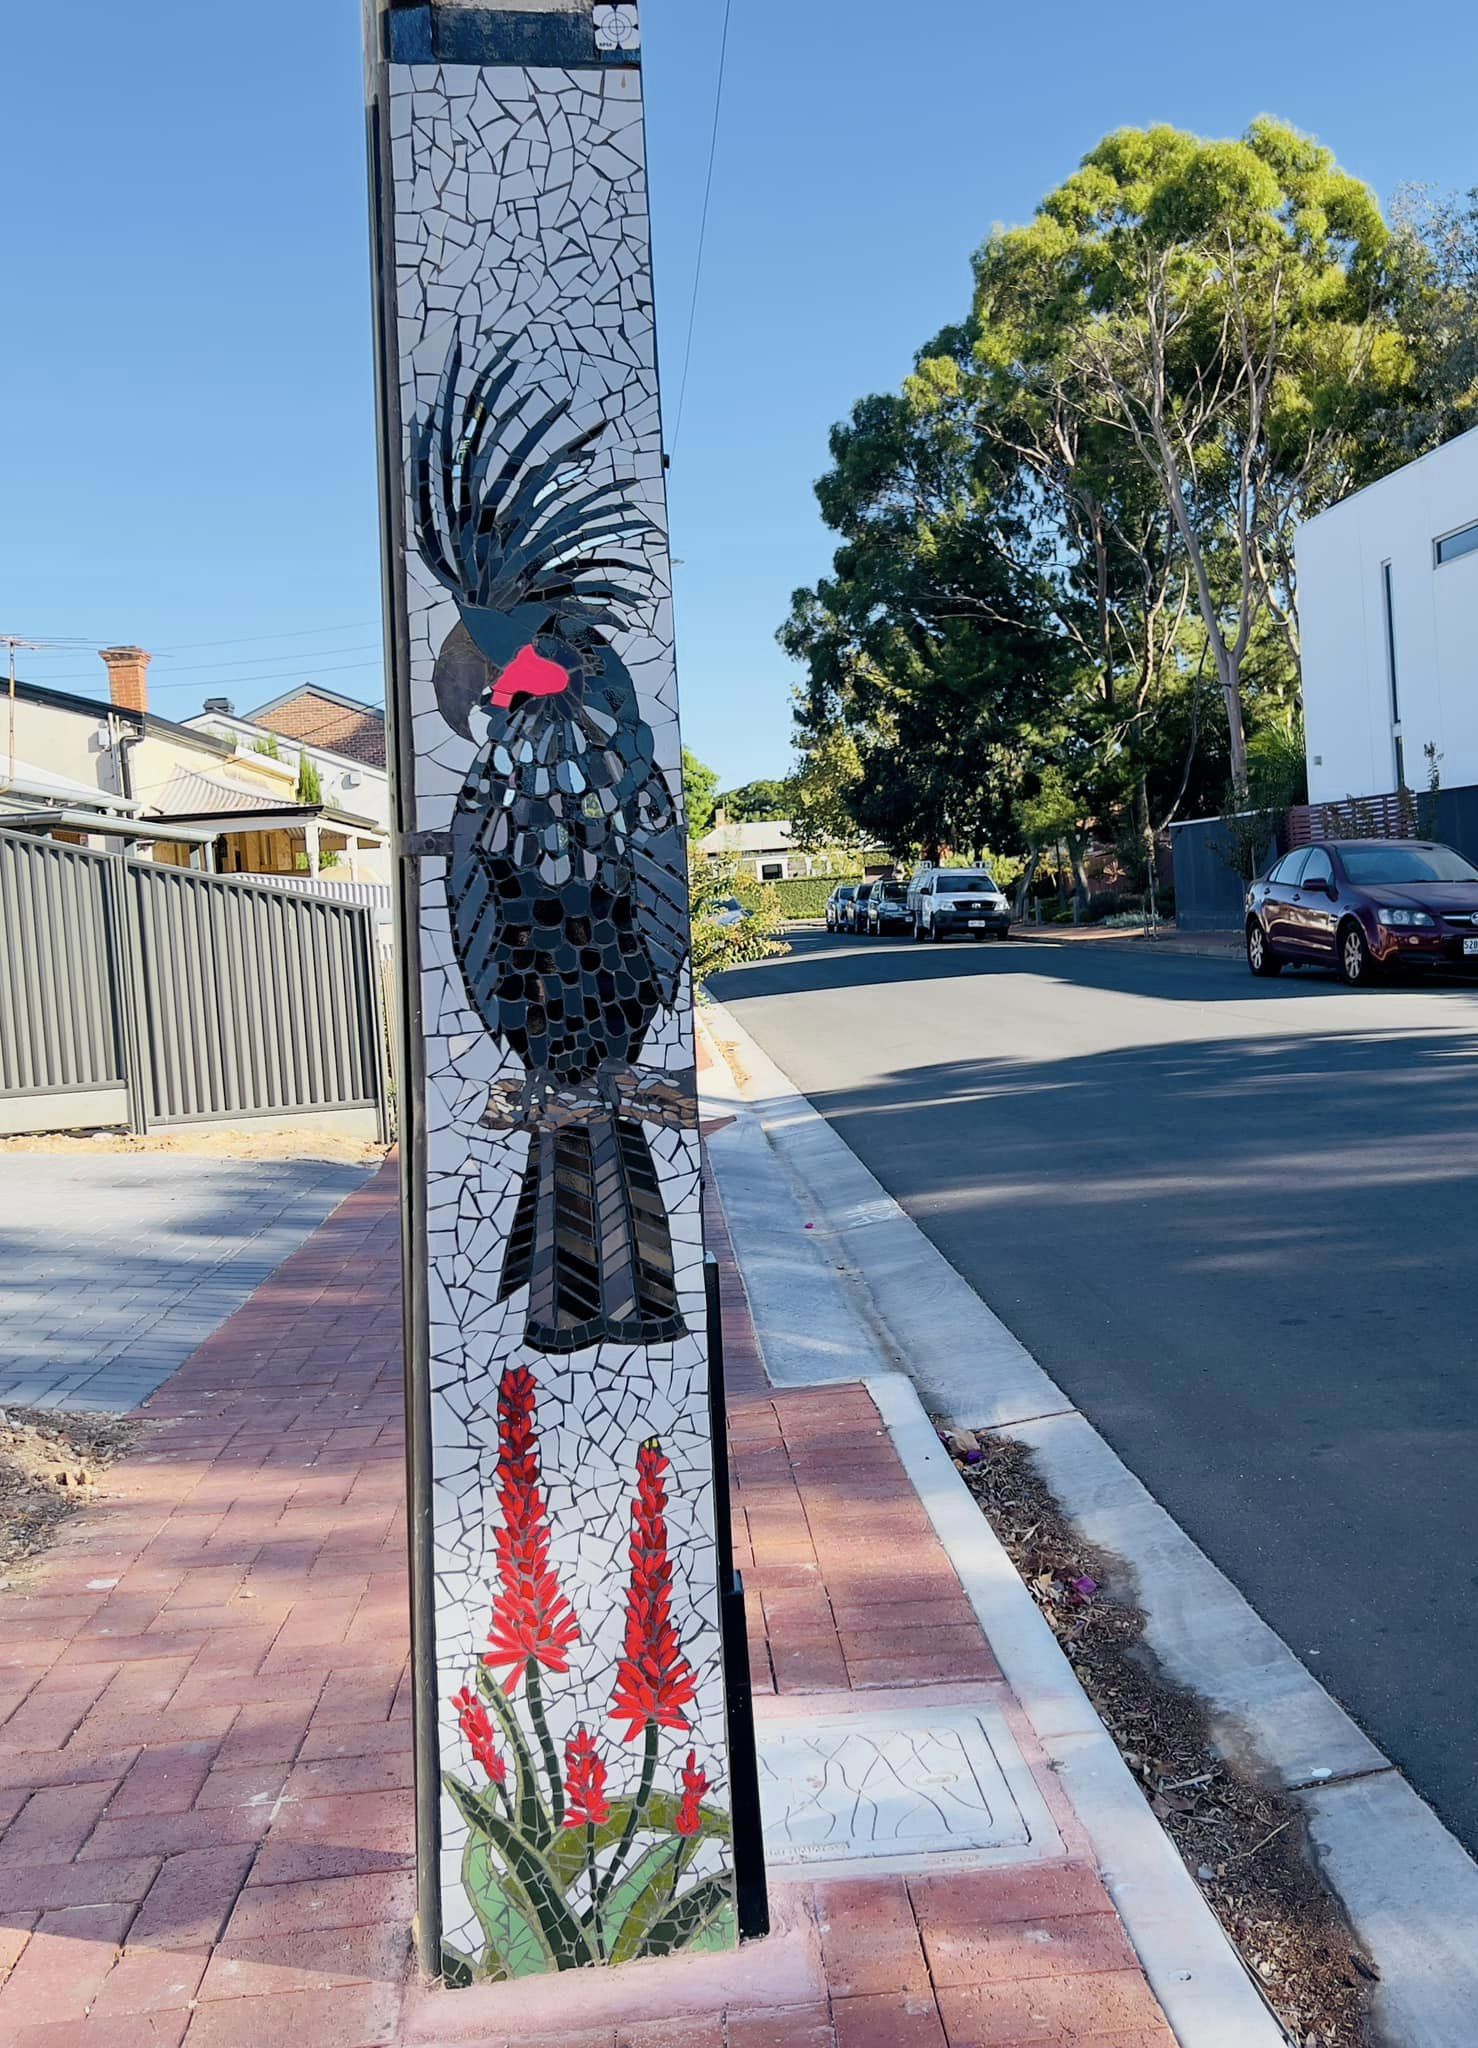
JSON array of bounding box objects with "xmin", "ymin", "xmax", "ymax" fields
[{"xmin": 1246, "ymin": 839, "xmax": 1478, "ymax": 986}]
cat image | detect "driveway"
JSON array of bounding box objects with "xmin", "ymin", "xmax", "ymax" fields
[
  {"xmin": 714, "ymin": 929, "xmax": 1478, "ymax": 1855},
  {"xmin": 0, "ymin": 1153, "xmax": 375, "ymax": 1412}
]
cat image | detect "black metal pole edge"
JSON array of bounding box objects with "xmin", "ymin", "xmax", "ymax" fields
[
  {"xmin": 362, "ymin": 0, "xmax": 443, "ymax": 1980},
  {"xmin": 705, "ymin": 1255, "xmax": 770, "ymax": 1942}
]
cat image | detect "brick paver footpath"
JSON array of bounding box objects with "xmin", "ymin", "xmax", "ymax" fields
[{"xmin": 0, "ymin": 1161, "xmax": 1179, "ymax": 2047}]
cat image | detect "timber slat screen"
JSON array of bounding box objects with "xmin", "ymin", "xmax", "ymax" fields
[{"xmin": 0, "ymin": 828, "xmax": 387, "ymax": 1138}]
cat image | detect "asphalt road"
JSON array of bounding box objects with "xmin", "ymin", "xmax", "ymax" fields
[{"xmin": 714, "ymin": 927, "xmax": 1478, "ymax": 1854}]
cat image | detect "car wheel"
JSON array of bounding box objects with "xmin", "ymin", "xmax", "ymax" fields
[
  {"xmin": 1338, "ymin": 920, "xmax": 1374, "ymax": 987},
  {"xmin": 912, "ymin": 916, "xmax": 923, "ymax": 942},
  {"xmin": 1246, "ymin": 922, "xmax": 1282, "ymax": 976},
  {"xmin": 929, "ymin": 919, "xmax": 943, "ymax": 943}
]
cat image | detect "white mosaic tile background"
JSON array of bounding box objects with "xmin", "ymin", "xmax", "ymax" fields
[{"xmin": 385, "ymin": 45, "xmax": 731, "ymax": 1965}]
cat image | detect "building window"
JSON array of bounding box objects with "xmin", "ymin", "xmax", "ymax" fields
[
  {"xmin": 759, "ymin": 861, "xmax": 784, "ymax": 881},
  {"xmin": 1435, "ymin": 520, "xmax": 1478, "ymax": 567}
]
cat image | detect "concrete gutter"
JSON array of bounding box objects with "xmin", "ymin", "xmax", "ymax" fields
[{"xmin": 700, "ymin": 997, "xmax": 1478, "ymax": 2048}]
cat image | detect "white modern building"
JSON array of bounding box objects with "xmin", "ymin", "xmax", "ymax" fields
[{"xmin": 1298, "ymin": 424, "xmax": 1478, "ymax": 805}]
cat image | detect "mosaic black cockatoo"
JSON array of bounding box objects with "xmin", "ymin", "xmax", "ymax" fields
[{"xmin": 410, "ymin": 333, "xmax": 690, "ymax": 1355}]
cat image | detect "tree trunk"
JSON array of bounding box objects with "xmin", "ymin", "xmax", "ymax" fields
[
  {"xmin": 1137, "ymin": 775, "xmax": 1159, "ymax": 930},
  {"xmin": 1068, "ymin": 835, "xmax": 1090, "ymax": 921},
  {"xmin": 1013, "ymin": 850, "xmax": 1040, "ymax": 920}
]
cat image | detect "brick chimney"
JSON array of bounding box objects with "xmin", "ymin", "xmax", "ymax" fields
[{"xmin": 99, "ymin": 646, "xmax": 151, "ymax": 715}]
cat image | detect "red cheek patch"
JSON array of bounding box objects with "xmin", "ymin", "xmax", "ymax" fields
[{"xmin": 491, "ymin": 643, "xmax": 570, "ymax": 708}]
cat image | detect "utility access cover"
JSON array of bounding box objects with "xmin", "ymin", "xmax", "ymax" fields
[{"xmin": 757, "ymin": 1701, "xmax": 1061, "ymax": 1879}]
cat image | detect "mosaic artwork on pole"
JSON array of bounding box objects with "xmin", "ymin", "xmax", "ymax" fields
[{"xmin": 363, "ymin": 0, "xmax": 738, "ymax": 1982}]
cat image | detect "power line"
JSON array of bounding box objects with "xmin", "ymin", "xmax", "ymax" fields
[
  {"xmin": 22, "ymin": 657, "xmax": 386, "ymax": 697},
  {"xmin": 152, "ymin": 621, "xmax": 379, "ymax": 655},
  {"xmin": 669, "ymin": 0, "xmax": 733, "ymax": 460},
  {"xmin": 32, "ymin": 645, "xmax": 382, "ymax": 685}
]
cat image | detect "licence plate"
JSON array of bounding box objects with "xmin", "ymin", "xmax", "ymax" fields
[
  {"xmin": 968, "ymin": 920, "xmax": 986, "ymax": 928},
  {"xmin": 1464, "ymin": 937, "xmax": 1478, "ymax": 957}
]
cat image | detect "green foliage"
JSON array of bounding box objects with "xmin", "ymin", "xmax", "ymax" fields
[
  {"xmin": 786, "ymin": 716, "xmax": 870, "ymax": 854},
  {"xmin": 714, "ymin": 777, "xmax": 790, "ymax": 823},
  {"xmin": 973, "ymin": 118, "xmax": 1401, "ymax": 791},
  {"xmin": 737, "ymin": 873, "xmax": 861, "ymax": 920},
  {"xmin": 681, "ymin": 748, "xmax": 719, "ymax": 838},
  {"xmin": 690, "ymin": 852, "xmax": 790, "ymax": 984},
  {"xmin": 251, "ymin": 733, "xmax": 282, "ymax": 759},
  {"xmin": 780, "ymin": 121, "xmax": 1478, "ymax": 885},
  {"xmin": 1358, "ymin": 186, "xmax": 1478, "ymax": 477},
  {"xmin": 295, "ymin": 754, "xmax": 323, "ymax": 804}
]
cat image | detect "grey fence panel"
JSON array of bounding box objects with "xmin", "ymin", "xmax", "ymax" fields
[
  {"xmin": 126, "ymin": 864, "xmax": 383, "ymax": 1127},
  {"xmin": 0, "ymin": 832, "xmax": 123, "ymax": 1098},
  {"xmin": 1168, "ymin": 817, "xmax": 1281, "ymax": 932}
]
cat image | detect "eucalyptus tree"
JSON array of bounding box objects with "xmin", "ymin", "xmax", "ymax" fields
[{"xmin": 973, "ymin": 118, "xmax": 1399, "ymax": 792}]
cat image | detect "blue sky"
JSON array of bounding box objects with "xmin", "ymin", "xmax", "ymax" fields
[{"xmin": 5, "ymin": 1, "xmax": 1477, "ymax": 788}]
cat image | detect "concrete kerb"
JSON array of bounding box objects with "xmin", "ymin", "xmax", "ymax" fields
[{"xmin": 700, "ymin": 995, "xmax": 1478, "ymax": 2048}]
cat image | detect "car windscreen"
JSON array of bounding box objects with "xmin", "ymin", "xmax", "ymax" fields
[
  {"xmin": 935, "ymin": 874, "xmax": 997, "ymax": 892},
  {"xmin": 835, "ymin": 887, "xmax": 855, "ymax": 899},
  {"xmin": 1338, "ymin": 845, "xmax": 1478, "ymax": 885},
  {"xmin": 879, "ymin": 883, "xmax": 908, "ymax": 900}
]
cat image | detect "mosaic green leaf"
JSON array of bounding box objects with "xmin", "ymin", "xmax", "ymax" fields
[
  {"xmin": 638, "ymin": 1874, "xmax": 735, "ymax": 1958},
  {"xmin": 600, "ymin": 1837, "xmax": 686, "ymax": 1964}
]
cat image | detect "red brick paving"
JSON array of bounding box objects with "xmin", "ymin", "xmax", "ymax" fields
[{"xmin": 0, "ymin": 1157, "xmax": 1176, "ymax": 2047}]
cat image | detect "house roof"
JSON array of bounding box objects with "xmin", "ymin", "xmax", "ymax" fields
[
  {"xmin": 699, "ymin": 820, "xmax": 797, "ymax": 855},
  {"xmin": 150, "ymin": 767, "xmax": 382, "ymax": 837},
  {"xmin": 249, "ymin": 685, "xmax": 387, "ymax": 769},
  {"xmin": 153, "ymin": 768, "xmax": 294, "ymax": 816}
]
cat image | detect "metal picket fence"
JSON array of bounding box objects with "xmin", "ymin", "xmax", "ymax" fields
[{"xmin": 0, "ymin": 828, "xmax": 389, "ymax": 1140}]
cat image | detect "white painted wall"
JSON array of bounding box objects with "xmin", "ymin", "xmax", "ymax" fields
[{"xmin": 1298, "ymin": 425, "xmax": 1478, "ymax": 804}]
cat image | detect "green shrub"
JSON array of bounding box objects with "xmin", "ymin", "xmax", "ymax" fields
[
  {"xmin": 734, "ymin": 873, "xmax": 863, "ymax": 920},
  {"xmin": 691, "ymin": 852, "xmax": 790, "ymax": 987},
  {"xmin": 1083, "ymin": 890, "xmax": 1132, "ymax": 924}
]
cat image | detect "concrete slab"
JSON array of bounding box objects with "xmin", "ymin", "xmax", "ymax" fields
[{"xmin": 0, "ymin": 1153, "xmax": 374, "ymax": 1412}]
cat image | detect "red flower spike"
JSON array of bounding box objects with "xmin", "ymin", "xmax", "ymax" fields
[
  {"xmin": 452, "ymin": 1685, "xmax": 507, "ymax": 1786},
  {"xmin": 481, "ymin": 1365, "xmax": 580, "ymax": 1694},
  {"xmin": 675, "ymin": 1749, "xmax": 708, "ymax": 1836},
  {"xmin": 563, "ymin": 1727, "xmax": 610, "ymax": 1829},
  {"xmin": 610, "ymin": 1438, "xmax": 698, "ymax": 1742}
]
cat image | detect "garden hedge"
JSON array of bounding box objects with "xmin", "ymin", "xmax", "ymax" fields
[{"xmin": 734, "ymin": 873, "xmax": 864, "ymax": 920}]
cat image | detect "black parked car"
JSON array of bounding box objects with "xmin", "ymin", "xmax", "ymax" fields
[
  {"xmin": 1246, "ymin": 839, "xmax": 1478, "ymax": 985},
  {"xmin": 825, "ymin": 883, "xmax": 859, "ymax": 933},
  {"xmin": 862, "ymin": 879, "xmax": 911, "ymax": 935}
]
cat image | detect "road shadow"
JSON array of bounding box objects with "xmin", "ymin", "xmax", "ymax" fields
[
  {"xmin": 754, "ymin": 1022, "xmax": 1478, "ymax": 1855},
  {"xmin": 715, "ymin": 927, "xmax": 1478, "ymax": 1008}
]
